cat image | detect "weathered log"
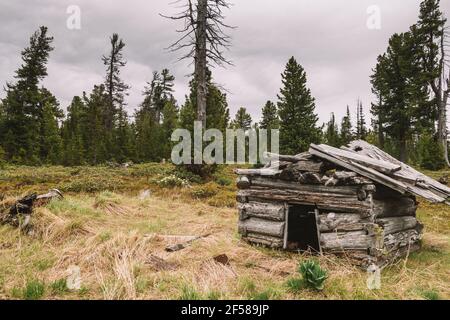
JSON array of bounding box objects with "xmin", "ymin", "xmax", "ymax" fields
[
  {"xmin": 236, "ymin": 176, "xmax": 251, "ymax": 189},
  {"xmin": 379, "ymin": 243, "xmax": 421, "ymax": 266},
  {"xmin": 318, "ymin": 213, "xmax": 371, "ymax": 232},
  {"xmin": 238, "ymin": 202, "xmax": 286, "ymax": 221},
  {"xmin": 372, "ymin": 198, "xmax": 417, "ymax": 218},
  {"xmin": 325, "ymin": 176, "xmax": 338, "ymax": 187},
  {"xmin": 301, "ymin": 172, "xmax": 322, "ymax": 185},
  {"xmin": 238, "ymin": 188, "xmax": 372, "ymax": 215},
  {"xmin": 244, "ymin": 233, "xmax": 284, "ymax": 248},
  {"xmin": 250, "ymin": 177, "xmax": 363, "ymax": 196},
  {"xmin": 377, "ymin": 216, "xmax": 418, "ymax": 235},
  {"xmin": 236, "ymin": 194, "xmax": 248, "ymax": 204},
  {"xmin": 383, "ymin": 229, "xmax": 422, "ymax": 250},
  {"xmin": 264, "ymin": 152, "xmax": 312, "ymax": 163},
  {"xmin": 320, "ymin": 231, "xmax": 377, "ymax": 250},
  {"xmin": 238, "ymin": 217, "xmax": 285, "ymax": 238},
  {"xmin": 235, "ymin": 168, "xmax": 281, "ymax": 176},
  {"xmin": 292, "ymin": 160, "xmax": 325, "ymax": 173}
]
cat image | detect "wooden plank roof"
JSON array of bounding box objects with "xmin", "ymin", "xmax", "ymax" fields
[{"xmin": 309, "ymin": 141, "xmax": 450, "ymax": 204}]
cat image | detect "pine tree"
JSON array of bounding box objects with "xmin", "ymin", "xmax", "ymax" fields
[
  {"xmin": 324, "ymin": 113, "xmax": 340, "ymax": 147},
  {"xmin": 102, "ymin": 33, "xmax": 129, "ymax": 145},
  {"xmin": 259, "ymin": 100, "xmax": 280, "ymax": 130},
  {"xmin": 61, "ymin": 96, "xmax": 86, "ymax": 165},
  {"xmin": 277, "ymin": 57, "xmax": 320, "ymax": 154},
  {"xmin": 83, "ymin": 85, "xmax": 109, "ymax": 164},
  {"xmin": 161, "ymin": 100, "xmax": 179, "ymax": 159},
  {"xmin": 231, "ymin": 107, "xmax": 252, "ymax": 130},
  {"xmin": 179, "ymin": 69, "xmax": 229, "ymax": 133},
  {"xmin": 356, "ymin": 99, "xmax": 367, "ymax": 140},
  {"xmin": 340, "ymin": 106, "xmax": 353, "ymax": 145},
  {"xmin": 0, "ymin": 26, "xmax": 54, "ymax": 164}
]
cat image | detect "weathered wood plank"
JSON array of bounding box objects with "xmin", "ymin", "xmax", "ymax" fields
[
  {"xmin": 244, "ymin": 233, "xmax": 284, "ymax": 248},
  {"xmin": 318, "ymin": 213, "xmax": 371, "ymax": 232},
  {"xmin": 238, "ymin": 217, "xmax": 285, "ymax": 238},
  {"xmin": 235, "ymin": 168, "xmax": 281, "ymax": 176},
  {"xmin": 238, "ymin": 201, "xmax": 285, "ymax": 221},
  {"xmin": 383, "ymin": 229, "xmax": 422, "ymax": 250},
  {"xmin": 309, "ymin": 144, "xmax": 407, "ymax": 194},
  {"xmin": 372, "ymin": 198, "xmax": 417, "ymax": 218},
  {"xmin": 264, "ymin": 152, "xmax": 312, "ymax": 162},
  {"xmin": 377, "ymin": 216, "xmax": 418, "ymax": 235},
  {"xmin": 250, "ymin": 177, "xmax": 362, "ymax": 196},
  {"xmin": 320, "ymin": 231, "xmax": 376, "ymax": 250},
  {"xmin": 238, "ymin": 188, "xmax": 372, "ymax": 214},
  {"xmin": 317, "ymin": 144, "xmax": 402, "ymax": 174}
]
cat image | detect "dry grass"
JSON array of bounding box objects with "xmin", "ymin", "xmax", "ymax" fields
[{"xmin": 0, "ymin": 165, "xmax": 448, "ymax": 300}]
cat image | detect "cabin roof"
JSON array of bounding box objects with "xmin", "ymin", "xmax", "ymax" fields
[
  {"xmin": 237, "ymin": 140, "xmax": 450, "ymax": 204},
  {"xmin": 308, "ymin": 141, "xmax": 450, "ymax": 203}
]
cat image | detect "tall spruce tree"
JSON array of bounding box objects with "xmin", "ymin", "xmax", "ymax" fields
[
  {"xmin": 61, "ymin": 96, "xmax": 86, "ymax": 165},
  {"xmin": 324, "ymin": 113, "xmax": 340, "ymax": 147},
  {"xmin": 277, "ymin": 57, "xmax": 320, "ymax": 154},
  {"xmin": 231, "ymin": 107, "xmax": 252, "ymax": 130},
  {"xmin": 356, "ymin": 99, "xmax": 367, "ymax": 140},
  {"xmin": 259, "ymin": 100, "xmax": 280, "ymax": 130},
  {"xmin": 102, "ymin": 33, "xmax": 129, "ymax": 130},
  {"xmin": 0, "ymin": 26, "xmax": 55, "ymax": 164},
  {"xmin": 340, "ymin": 106, "xmax": 353, "ymax": 146}
]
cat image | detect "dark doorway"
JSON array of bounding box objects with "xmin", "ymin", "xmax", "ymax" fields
[{"xmin": 286, "ymin": 205, "xmax": 320, "ymax": 252}]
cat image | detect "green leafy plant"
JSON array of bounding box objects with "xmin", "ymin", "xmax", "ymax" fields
[{"xmin": 298, "ymin": 260, "xmax": 328, "ymax": 291}]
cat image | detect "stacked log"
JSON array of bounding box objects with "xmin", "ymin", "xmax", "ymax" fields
[{"xmin": 236, "ymin": 153, "xmax": 422, "ymax": 268}]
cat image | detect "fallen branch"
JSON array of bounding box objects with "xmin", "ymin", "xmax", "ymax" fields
[{"xmin": 165, "ymin": 233, "xmax": 211, "ymax": 252}]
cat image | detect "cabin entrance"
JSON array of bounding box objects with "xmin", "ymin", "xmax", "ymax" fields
[{"xmin": 286, "ymin": 205, "xmax": 321, "ymax": 252}]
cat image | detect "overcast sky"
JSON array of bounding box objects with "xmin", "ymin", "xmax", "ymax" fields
[{"xmin": 1, "ymin": 0, "xmax": 449, "ymax": 125}]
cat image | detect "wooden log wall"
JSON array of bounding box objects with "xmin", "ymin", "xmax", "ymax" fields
[{"xmin": 236, "ymin": 156, "xmax": 422, "ymax": 267}]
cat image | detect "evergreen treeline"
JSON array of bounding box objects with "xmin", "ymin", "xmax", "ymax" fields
[{"xmin": 0, "ymin": 0, "xmax": 448, "ymax": 170}]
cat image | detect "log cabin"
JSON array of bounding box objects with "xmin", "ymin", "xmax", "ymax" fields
[{"xmin": 235, "ymin": 140, "xmax": 450, "ymax": 268}]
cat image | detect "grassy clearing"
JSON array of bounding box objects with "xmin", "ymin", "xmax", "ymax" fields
[{"xmin": 0, "ymin": 165, "xmax": 449, "ymax": 300}]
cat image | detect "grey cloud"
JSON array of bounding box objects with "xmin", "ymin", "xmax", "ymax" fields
[{"xmin": 0, "ymin": 0, "xmax": 449, "ymax": 125}]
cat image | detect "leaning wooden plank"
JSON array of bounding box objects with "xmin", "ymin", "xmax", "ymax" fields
[
  {"xmin": 238, "ymin": 217, "xmax": 285, "ymax": 238},
  {"xmin": 317, "ymin": 144, "xmax": 401, "ymax": 174},
  {"xmin": 318, "ymin": 213, "xmax": 371, "ymax": 232},
  {"xmin": 309, "ymin": 144, "xmax": 407, "ymax": 194},
  {"xmin": 406, "ymin": 185, "xmax": 446, "ymax": 203},
  {"xmin": 377, "ymin": 216, "xmax": 418, "ymax": 235},
  {"xmin": 347, "ymin": 140, "xmax": 450, "ymax": 196},
  {"xmin": 235, "ymin": 168, "xmax": 281, "ymax": 176},
  {"xmin": 320, "ymin": 231, "xmax": 376, "ymax": 250},
  {"xmin": 238, "ymin": 201, "xmax": 285, "ymax": 221}
]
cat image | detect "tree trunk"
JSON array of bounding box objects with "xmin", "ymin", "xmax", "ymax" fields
[
  {"xmin": 399, "ymin": 138, "xmax": 407, "ymax": 163},
  {"xmin": 437, "ymin": 31, "xmax": 450, "ymax": 166},
  {"xmin": 195, "ymin": 0, "xmax": 208, "ymax": 130}
]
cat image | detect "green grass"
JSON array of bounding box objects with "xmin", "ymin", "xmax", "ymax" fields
[{"xmin": 22, "ymin": 280, "xmax": 45, "ymax": 300}]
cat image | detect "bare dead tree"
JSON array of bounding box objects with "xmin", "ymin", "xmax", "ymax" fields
[
  {"xmin": 437, "ymin": 27, "xmax": 450, "ymax": 166},
  {"xmin": 162, "ymin": 0, "xmax": 233, "ymax": 129}
]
